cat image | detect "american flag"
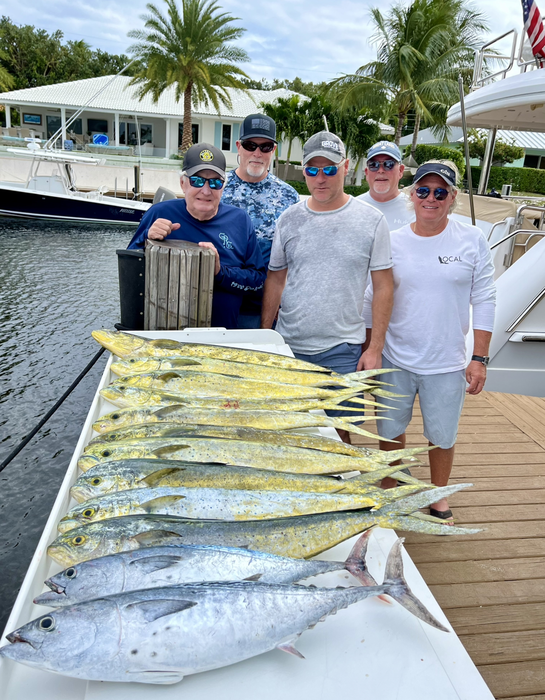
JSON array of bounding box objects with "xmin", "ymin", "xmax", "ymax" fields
[{"xmin": 522, "ymin": 0, "xmax": 545, "ymax": 67}]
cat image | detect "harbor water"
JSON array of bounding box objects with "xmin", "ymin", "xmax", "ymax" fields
[{"xmin": 0, "ymin": 220, "xmax": 133, "ymax": 632}]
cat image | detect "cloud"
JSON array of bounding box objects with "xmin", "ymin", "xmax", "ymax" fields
[{"xmin": 1, "ymin": 0, "xmax": 529, "ymax": 83}]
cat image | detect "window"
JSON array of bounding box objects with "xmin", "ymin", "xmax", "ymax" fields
[
  {"xmin": 46, "ymin": 115, "xmax": 61, "ymax": 139},
  {"xmin": 178, "ymin": 123, "xmax": 199, "ymax": 147},
  {"xmin": 222, "ymin": 124, "xmax": 231, "ymax": 151},
  {"xmin": 524, "ymin": 154, "xmax": 539, "ymax": 169},
  {"xmin": 67, "ymin": 118, "xmax": 82, "ymax": 135},
  {"xmin": 88, "ymin": 118, "xmax": 108, "ymax": 133},
  {"xmin": 117, "ymin": 122, "xmax": 152, "ymax": 145}
]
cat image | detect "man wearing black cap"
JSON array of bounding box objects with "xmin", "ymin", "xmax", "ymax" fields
[
  {"xmin": 221, "ymin": 113, "xmax": 299, "ymax": 328},
  {"xmin": 128, "ymin": 143, "xmax": 266, "ymax": 329}
]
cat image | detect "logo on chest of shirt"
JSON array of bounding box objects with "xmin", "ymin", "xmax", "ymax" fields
[
  {"xmin": 438, "ymin": 255, "xmax": 462, "ymax": 264},
  {"xmin": 219, "ymin": 232, "xmax": 234, "ymax": 249}
]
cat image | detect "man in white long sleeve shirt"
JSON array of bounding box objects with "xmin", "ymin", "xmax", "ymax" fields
[{"xmin": 364, "ymin": 160, "xmax": 496, "ymax": 521}]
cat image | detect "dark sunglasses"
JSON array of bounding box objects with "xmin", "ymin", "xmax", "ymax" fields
[
  {"xmin": 367, "ymin": 159, "xmax": 398, "ymax": 171},
  {"xmin": 304, "ymin": 163, "xmax": 342, "ymax": 177},
  {"xmin": 415, "ymin": 186, "xmax": 449, "ymax": 201},
  {"xmin": 241, "ymin": 140, "xmax": 276, "ymax": 153},
  {"xmin": 188, "ymin": 175, "xmax": 224, "ymax": 190}
]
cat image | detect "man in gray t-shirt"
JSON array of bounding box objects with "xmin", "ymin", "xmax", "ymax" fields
[
  {"xmin": 358, "ymin": 141, "xmax": 415, "ymax": 230},
  {"xmin": 261, "ymin": 131, "xmax": 394, "ymax": 443}
]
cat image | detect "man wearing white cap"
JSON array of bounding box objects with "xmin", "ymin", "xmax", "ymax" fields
[
  {"xmin": 261, "ymin": 131, "xmax": 394, "ymax": 443},
  {"xmin": 359, "ymin": 141, "xmax": 414, "ymax": 230},
  {"xmin": 363, "ymin": 160, "xmax": 496, "ymax": 519}
]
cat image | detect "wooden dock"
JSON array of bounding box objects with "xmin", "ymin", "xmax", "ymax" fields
[{"xmin": 351, "ymin": 391, "xmax": 545, "ymax": 700}]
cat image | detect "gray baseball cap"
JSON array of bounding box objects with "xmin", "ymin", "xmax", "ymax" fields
[
  {"xmin": 183, "ymin": 143, "xmax": 226, "ymax": 179},
  {"xmin": 240, "ymin": 114, "xmax": 277, "ymax": 142},
  {"xmin": 302, "ymin": 131, "xmax": 346, "ymax": 165},
  {"xmin": 413, "ymin": 162, "xmax": 457, "ymax": 187},
  {"xmin": 367, "ymin": 141, "xmax": 402, "ymax": 162}
]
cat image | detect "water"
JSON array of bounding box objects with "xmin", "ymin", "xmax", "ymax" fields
[{"xmin": 0, "ymin": 220, "xmax": 134, "ymax": 632}]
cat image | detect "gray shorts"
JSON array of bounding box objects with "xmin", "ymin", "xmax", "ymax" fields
[{"xmin": 376, "ymin": 357, "xmax": 466, "ymax": 449}]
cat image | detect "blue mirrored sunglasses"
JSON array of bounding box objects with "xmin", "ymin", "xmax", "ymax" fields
[
  {"xmin": 367, "ymin": 159, "xmax": 397, "ymax": 171},
  {"xmin": 189, "ymin": 175, "xmax": 224, "ymax": 190},
  {"xmin": 415, "ymin": 186, "xmax": 449, "ymax": 201},
  {"xmin": 304, "ymin": 164, "xmax": 341, "ymax": 177}
]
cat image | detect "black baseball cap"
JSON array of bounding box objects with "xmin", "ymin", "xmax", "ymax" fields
[
  {"xmin": 183, "ymin": 143, "xmax": 226, "ymax": 179},
  {"xmin": 413, "ymin": 162, "xmax": 457, "ymax": 187},
  {"xmin": 239, "ymin": 114, "xmax": 277, "ymax": 143}
]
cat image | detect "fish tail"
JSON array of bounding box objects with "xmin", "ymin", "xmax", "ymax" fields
[
  {"xmin": 382, "ymin": 538, "xmax": 449, "ymax": 632},
  {"xmin": 343, "ymin": 529, "xmax": 378, "ymax": 586}
]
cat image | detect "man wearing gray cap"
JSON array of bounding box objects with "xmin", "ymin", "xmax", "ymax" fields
[
  {"xmin": 261, "ymin": 131, "xmax": 394, "ymax": 442},
  {"xmin": 359, "ymin": 141, "xmax": 414, "ymax": 231},
  {"xmin": 221, "ymin": 113, "xmax": 299, "ymax": 328},
  {"xmin": 128, "ymin": 143, "xmax": 266, "ymax": 328}
]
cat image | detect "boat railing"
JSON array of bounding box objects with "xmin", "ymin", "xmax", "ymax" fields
[{"xmin": 515, "ymin": 204, "xmax": 545, "ymax": 230}]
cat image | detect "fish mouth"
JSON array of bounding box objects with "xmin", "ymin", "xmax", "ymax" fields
[
  {"xmin": 6, "ymin": 631, "xmax": 37, "ymax": 649},
  {"xmin": 46, "ymin": 579, "xmax": 66, "ymax": 595}
]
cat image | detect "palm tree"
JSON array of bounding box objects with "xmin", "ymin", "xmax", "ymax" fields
[
  {"xmin": 262, "ymin": 95, "xmax": 308, "ymax": 180},
  {"xmin": 128, "ymin": 0, "xmax": 250, "ymax": 152},
  {"xmin": 328, "ymin": 0, "xmax": 487, "ymax": 148}
]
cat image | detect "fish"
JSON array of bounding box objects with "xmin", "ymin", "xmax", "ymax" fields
[
  {"xmin": 110, "ymin": 371, "xmax": 375, "ymax": 401},
  {"xmin": 47, "ymin": 483, "xmax": 480, "ymax": 567},
  {"xmin": 1, "ymin": 539, "xmax": 448, "ymax": 684},
  {"xmin": 70, "ymin": 460, "xmax": 428, "ymax": 503},
  {"xmin": 78, "ymin": 436, "xmax": 429, "ymax": 474},
  {"xmin": 92, "ymin": 404, "xmax": 384, "ymax": 436},
  {"xmin": 99, "ymin": 385, "xmax": 378, "ymax": 412},
  {"xmin": 58, "ymin": 482, "xmax": 425, "ymax": 533},
  {"xmin": 93, "ymin": 329, "xmax": 334, "ymax": 372},
  {"xmin": 35, "ymin": 531, "xmax": 380, "ymax": 607}
]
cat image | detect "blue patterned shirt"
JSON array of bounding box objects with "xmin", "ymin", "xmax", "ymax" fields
[{"xmin": 222, "ymin": 170, "xmax": 299, "ymax": 241}]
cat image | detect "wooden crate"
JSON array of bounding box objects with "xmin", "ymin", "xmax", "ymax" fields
[{"xmin": 144, "ymin": 239, "xmax": 215, "ymax": 329}]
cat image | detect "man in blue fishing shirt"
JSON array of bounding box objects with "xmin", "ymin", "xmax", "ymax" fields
[
  {"xmin": 221, "ymin": 114, "xmax": 299, "ymax": 328},
  {"xmin": 128, "ymin": 144, "xmax": 266, "ymax": 329}
]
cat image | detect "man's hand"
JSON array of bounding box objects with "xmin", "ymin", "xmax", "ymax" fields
[
  {"xmin": 357, "ymin": 347, "xmax": 382, "ymax": 371},
  {"xmin": 466, "ymin": 360, "xmax": 487, "ymax": 395},
  {"xmin": 148, "ymin": 218, "xmax": 181, "ymax": 241},
  {"xmin": 198, "ymin": 242, "xmax": 221, "ymax": 275}
]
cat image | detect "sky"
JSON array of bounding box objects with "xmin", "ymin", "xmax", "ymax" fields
[{"xmin": 0, "ymin": 0, "xmax": 527, "ymax": 83}]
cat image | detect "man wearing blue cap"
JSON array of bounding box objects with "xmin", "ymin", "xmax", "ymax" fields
[
  {"xmin": 359, "ymin": 141, "xmax": 414, "ymax": 231},
  {"xmin": 222, "ymin": 114, "xmax": 299, "ymax": 328}
]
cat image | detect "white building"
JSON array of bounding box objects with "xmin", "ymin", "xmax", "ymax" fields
[{"xmin": 0, "ymin": 75, "xmax": 303, "ymax": 167}]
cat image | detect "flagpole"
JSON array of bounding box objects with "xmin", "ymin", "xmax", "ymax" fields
[{"xmin": 458, "ymin": 75, "xmax": 476, "ymax": 226}]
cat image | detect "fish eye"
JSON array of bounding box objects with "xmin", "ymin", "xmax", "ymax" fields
[
  {"xmin": 91, "ymin": 477, "xmax": 102, "ymax": 485},
  {"xmin": 65, "ymin": 567, "xmax": 77, "ymax": 579},
  {"xmin": 82, "ymin": 508, "xmax": 96, "ymax": 518},
  {"xmin": 129, "ymin": 359, "xmax": 136, "ymax": 364},
  {"xmin": 111, "ymin": 414, "xmax": 119, "ymax": 419},
  {"xmin": 101, "ymin": 450, "xmax": 111, "ymax": 457},
  {"xmin": 72, "ymin": 535, "xmax": 86, "ymax": 546},
  {"xmin": 39, "ymin": 616, "xmax": 56, "ymax": 631},
  {"xmin": 121, "ymin": 377, "xmax": 129, "ymax": 383}
]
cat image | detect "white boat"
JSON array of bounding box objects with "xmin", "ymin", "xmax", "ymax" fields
[
  {"xmin": 446, "ymin": 26, "xmax": 545, "ymax": 397},
  {"xmin": 0, "ymin": 145, "xmax": 150, "ymax": 225},
  {"xmin": 0, "ymin": 329, "xmax": 494, "ymax": 700}
]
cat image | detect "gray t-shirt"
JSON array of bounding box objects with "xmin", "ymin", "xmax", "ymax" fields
[
  {"xmin": 269, "ymin": 196, "xmax": 392, "ymax": 354},
  {"xmin": 358, "ymin": 191, "xmax": 414, "ymax": 230}
]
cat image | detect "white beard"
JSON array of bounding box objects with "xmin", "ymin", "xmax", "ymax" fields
[{"xmin": 246, "ymin": 162, "xmax": 268, "ymax": 179}]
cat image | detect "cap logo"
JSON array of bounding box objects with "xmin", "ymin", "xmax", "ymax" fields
[
  {"xmin": 321, "ymin": 140, "xmax": 339, "ymax": 150},
  {"xmin": 200, "ymin": 149, "xmax": 214, "ymax": 162},
  {"xmin": 251, "ymin": 118, "xmax": 270, "ymax": 131},
  {"xmin": 441, "ymin": 169, "xmax": 451, "ymax": 176}
]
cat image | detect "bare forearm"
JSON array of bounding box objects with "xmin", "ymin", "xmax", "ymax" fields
[
  {"xmin": 473, "ymin": 329, "xmax": 492, "ymax": 356},
  {"xmin": 368, "ymin": 281, "xmax": 393, "ymax": 352},
  {"xmin": 260, "ymin": 269, "xmax": 287, "ymax": 328}
]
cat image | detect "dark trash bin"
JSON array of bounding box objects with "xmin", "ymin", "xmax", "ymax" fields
[{"xmin": 116, "ymin": 249, "xmax": 145, "ymax": 331}]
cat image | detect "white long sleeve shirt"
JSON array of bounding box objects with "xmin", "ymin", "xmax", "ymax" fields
[{"xmin": 363, "ymin": 219, "xmax": 496, "ymax": 374}]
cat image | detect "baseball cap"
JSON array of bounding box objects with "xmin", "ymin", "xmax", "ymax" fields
[
  {"xmin": 239, "ymin": 114, "xmax": 277, "ymax": 143},
  {"xmin": 302, "ymin": 131, "xmax": 346, "ymax": 165},
  {"xmin": 366, "ymin": 141, "xmax": 402, "ymax": 162},
  {"xmin": 413, "ymin": 162, "xmax": 457, "ymax": 187},
  {"xmin": 183, "ymin": 143, "xmax": 226, "ymax": 179}
]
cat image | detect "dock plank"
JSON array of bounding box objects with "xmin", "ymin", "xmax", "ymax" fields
[
  {"xmin": 461, "ymin": 629, "xmax": 545, "ymax": 665},
  {"xmin": 417, "ymin": 557, "xmax": 545, "ymax": 584},
  {"xmin": 430, "ymin": 578, "xmax": 545, "ymax": 608},
  {"xmin": 409, "ymin": 538, "xmax": 545, "ymax": 563},
  {"xmin": 448, "ymin": 488, "xmax": 545, "ymax": 506},
  {"xmin": 447, "ymin": 603, "xmax": 545, "ymax": 635},
  {"xmin": 478, "ymin": 660, "xmax": 545, "ymax": 699}
]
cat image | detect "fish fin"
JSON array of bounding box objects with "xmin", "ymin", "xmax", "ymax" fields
[
  {"xmin": 379, "ymin": 482, "xmax": 473, "ymax": 515},
  {"xmin": 153, "ymin": 405, "xmax": 190, "ymax": 417},
  {"xmin": 243, "ymin": 573, "xmax": 263, "ymax": 581},
  {"xmin": 276, "ymin": 638, "xmax": 305, "ymax": 659},
  {"xmin": 133, "ymin": 531, "xmax": 185, "ymax": 547},
  {"xmin": 169, "ymin": 359, "xmax": 202, "ymax": 366},
  {"xmin": 126, "ymin": 599, "xmax": 197, "ymax": 622},
  {"xmin": 126, "ymin": 671, "xmax": 184, "ymax": 685},
  {"xmin": 140, "ymin": 495, "xmax": 186, "ymax": 514},
  {"xmin": 344, "ymin": 530, "xmax": 378, "ymax": 587},
  {"xmin": 141, "ymin": 467, "xmax": 187, "ymax": 487},
  {"xmin": 154, "ymin": 445, "xmax": 191, "ymax": 458},
  {"xmin": 129, "ymin": 555, "xmax": 185, "ymax": 574},
  {"xmin": 382, "ymin": 539, "xmax": 449, "ymax": 632},
  {"xmin": 149, "ymin": 339, "xmax": 183, "ymax": 349}
]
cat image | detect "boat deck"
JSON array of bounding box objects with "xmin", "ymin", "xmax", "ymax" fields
[{"xmin": 351, "ymin": 390, "xmax": 545, "ymax": 700}]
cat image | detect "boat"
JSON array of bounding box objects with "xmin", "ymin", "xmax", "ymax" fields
[
  {"xmin": 446, "ymin": 26, "xmax": 545, "ymax": 397},
  {"xmin": 0, "ymin": 144, "xmax": 150, "ymax": 225}
]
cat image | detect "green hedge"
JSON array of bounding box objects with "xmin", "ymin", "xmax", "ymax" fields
[
  {"xmin": 285, "ymin": 180, "xmax": 369, "ymax": 197},
  {"xmin": 413, "ymin": 145, "xmax": 466, "ymax": 180},
  {"xmin": 470, "ymin": 166, "xmax": 545, "ymax": 195}
]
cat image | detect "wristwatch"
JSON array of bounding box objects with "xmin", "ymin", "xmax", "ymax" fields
[{"xmin": 471, "ymin": 355, "xmax": 490, "ymax": 365}]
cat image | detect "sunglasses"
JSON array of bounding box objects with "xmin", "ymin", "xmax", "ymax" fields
[
  {"xmin": 304, "ymin": 161, "xmax": 344, "ymax": 177},
  {"xmin": 188, "ymin": 175, "xmax": 224, "ymax": 190},
  {"xmin": 415, "ymin": 186, "xmax": 449, "ymax": 201},
  {"xmin": 367, "ymin": 159, "xmax": 398, "ymax": 171},
  {"xmin": 241, "ymin": 140, "xmax": 276, "ymax": 153}
]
